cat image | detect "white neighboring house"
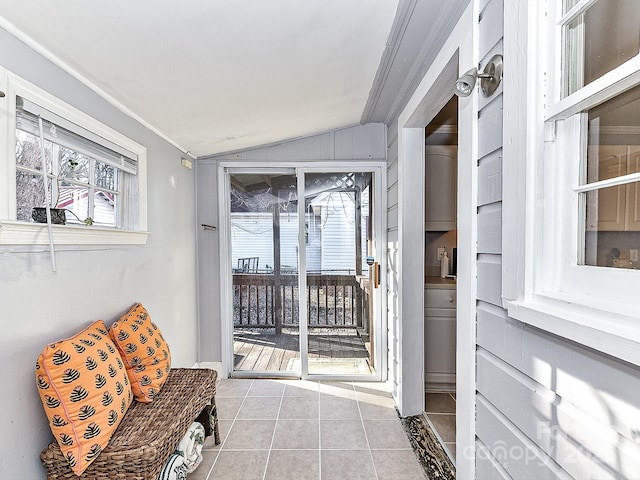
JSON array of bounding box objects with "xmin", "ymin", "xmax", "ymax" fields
[
  {"xmin": 231, "ymin": 190, "xmax": 369, "ymax": 275},
  {"xmin": 57, "ymin": 186, "xmax": 115, "ymax": 226}
]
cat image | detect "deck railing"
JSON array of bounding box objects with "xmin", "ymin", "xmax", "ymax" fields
[{"xmin": 233, "ymin": 273, "xmax": 368, "ymax": 333}]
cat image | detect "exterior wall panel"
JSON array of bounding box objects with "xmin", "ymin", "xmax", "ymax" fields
[
  {"xmin": 476, "ymin": 397, "xmax": 570, "ymax": 480},
  {"xmin": 477, "ymin": 203, "xmax": 502, "ymax": 254},
  {"xmin": 478, "ymin": 96, "xmax": 503, "ymax": 159},
  {"xmin": 477, "ymin": 349, "xmax": 640, "ymax": 479},
  {"xmin": 476, "ymin": 441, "xmax": 514, "ymax": 480},
  {"xmin": 476, "ymin": 257, "xmax": 502, "ymax": 306},
  {"xmin": 477, "ymin": 150, "xmax": 502, "ymax": 206},
  {"xmin": 476, "ymin": 4, "xmax": 640, "ymax": 478},
  {"xmin": 387, "ymin": 182, "xmax": 399, "ymax": 210}
]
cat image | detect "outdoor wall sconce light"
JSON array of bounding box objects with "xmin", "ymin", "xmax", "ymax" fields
[{"xmin": 454, "ymin": 54, "xmax": 503, "ymax": 97}]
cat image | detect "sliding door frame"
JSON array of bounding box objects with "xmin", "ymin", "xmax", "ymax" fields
[{"xmin": 218, "ymin": 161, "xmax": 387, "ymax": 381}]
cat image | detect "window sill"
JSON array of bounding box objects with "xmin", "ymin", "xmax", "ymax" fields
[
  {"xmin": 0, "ymin": 221, "xmax": 149, "ymax": 245},
  {"xmin": 506, "ymin": 295, "xmax": 640, "ymax": 367}
]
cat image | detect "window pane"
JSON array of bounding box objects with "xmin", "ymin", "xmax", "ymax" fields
[
  {"xmin": 15, "ymin": 130, "xmax": 123, "ymax": 226},
  {"xmin": 16, "ymin": 131, "xmax": 42, "ymax": 170},
  {"xmin": 584, "ymin": 181, "xmax": 640, "ymax": 267},
  {"xmin": 12, "ymin": 91, "xmax": 141, "ymax": 233},
  {"xmin": 58, "ymin": 183, "xmax": 89, "ymax": 224},
  {"xmin": 15, "ymin": 130, "xmax": 50, "ymax": 172},
  {"xmin": 93, "ymin": 190, "xmax": 117, "ymax": 227},
  {"xmin": 58, "ymin": 147, "xmax": 90, "ymax": 183},
  {"xmin": 229, "ymin": 172, "xmax": 300, "ymax": 375},
  {"xmin": 95, "ymin": 160, "xmax": 116, "ymax": 190},
  {"xmin": 564, "ymin": 16, "xmax": 584, "ymax": 96},
  {"xmin": 16, "ymin": 170, "xmax": 45, "ymax": 221},
  {"xmin": 564, "ymin": 0, "xmax": 640, "ymax": 96},
  {"xmin": 586, "ymin": 84, "xmax": 640, "ymax": 184},
  {"xmin": 584, "ymin": 182, "xmax": 640, "ymax": 267},
  {"xmin": 583, "ymin": 84, "xmax": 640, "ymax": 268}
]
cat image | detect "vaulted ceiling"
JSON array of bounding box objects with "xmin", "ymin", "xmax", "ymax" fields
[{"xmin": 0, "ymin": 0, "xmax": 469, "ymax": 158}]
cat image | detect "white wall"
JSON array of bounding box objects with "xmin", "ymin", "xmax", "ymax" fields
[{"xmin": 0, "ymin": 28, "xmax": 199, "ymax": 479}]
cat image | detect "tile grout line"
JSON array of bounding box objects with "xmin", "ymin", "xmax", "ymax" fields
[
  {"xmin": 354, "ymin": 381, "xmax": 382, "ymax": 480},
  {"xmin": 317, "ymin": 381, "xmax": 322, "ymax": 480},
  {"xmin": 206, "ymin": 379, "xmax": 253, "ymax": 480},
  {"xmin": 262, "ymin": 383, "xmax": 285, "ymax": 480},
  {"xmin": 213, "ymin": 380, "xmax": 408, "ymax": 480}
]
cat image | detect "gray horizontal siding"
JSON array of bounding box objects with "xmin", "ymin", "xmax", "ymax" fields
[
  {"xmin": 477, "ymin": 203, "xmax": 502, "ymax": 254},
  {"xmin": 479, "ymin": 0, "xmax": 503, "ymax": 61},
  {"xmin": 476, "ymin": 255, "xmax": 502, "ymax": 306},
  {"xmin": 476, "ymin": 395, "xmax": 572, "ymax": 480},
  {"xmin": 476, "ymin": 440, "xmax": 514, "ymax": 480},
  {"xmin": 477, "ymin": 348, "xmax": 640, "ymax": 479},
  {"xmin": 477, "ymin": 308, "xmax": 640, "ymax": 447},
  {"xmin": 387, "ymin": 157, "xmax": 399, "ymax": 188},
  {"xmin": 387, "ymin": 182, "xmax": 399, "ymax": 211},
  {"xmin": 476, "ymin": 0, "xmax": 640, "ymax": 475},
  {"xmin": 477, "ymin": 150, "xmax": 502, "ymax": 206},
  {"xmin": 477, "ymin": 305, "xmax": 640, "ymax": 479},
  {"xmin": 478, "ymin": 96, "xmax": 503, "ymax": 159},
  {"xmin": 370, "ymin": 0, "xmax": 640, "ymax": 477}
]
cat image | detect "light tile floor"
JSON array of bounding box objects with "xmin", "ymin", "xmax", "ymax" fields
[
  {"xmin": 424, "ymin": 391, "xmax": 456, "ymax": 463},
  {"xmin": 190, "ymin": 378, "xmax": 426, "ymax": 480}
]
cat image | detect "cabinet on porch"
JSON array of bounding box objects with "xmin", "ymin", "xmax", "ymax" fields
[
  {"xmin": 424, "ymin": 284, "xmax": 456, "ymax": 387},
  {"xmin": 425, "ymin": 145, "xmax": 457, "ymax": 231}
]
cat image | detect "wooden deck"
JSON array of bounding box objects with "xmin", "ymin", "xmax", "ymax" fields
[{"xmin": 233, "ymin": 327, "xmax": 372, "ymax": 374}]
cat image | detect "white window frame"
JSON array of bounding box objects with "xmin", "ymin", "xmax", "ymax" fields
[
  {"xmin": 0, "ymin": 67, "xmax": 148, "ymax": 245},
  {"xmin": 503, "ymin": 0, "xmax": 640, "ymax": 366}
]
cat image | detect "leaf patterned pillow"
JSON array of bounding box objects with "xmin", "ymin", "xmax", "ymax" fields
[
  {"xmin": 109, "ymin": 303, "xmax": 171, "ymax": 402},
  {"xmin": 35, "ymin": 320, "xmax": 133, "ymax": 476}
]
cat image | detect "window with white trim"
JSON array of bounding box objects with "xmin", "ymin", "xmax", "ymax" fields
[
  {"xmin": 543, "ymin": 0, "xmax": 640, "ymax": 306},
  {"xmin": 0, "ymin": 68, "xmax": 148, "ymax": 245},
  {"xmin": 503, "ymin": 0, "xmax": 640, "ymax": 363}
]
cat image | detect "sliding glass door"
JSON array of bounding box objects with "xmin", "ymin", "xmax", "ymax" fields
[
  {"xmin": 222, "ymin": 165, "xmax": 384, "ymax": 379},
  {"xmin": 228, "ymin": 171, "xmax": 300, "ymax": 375},
  {"xmin": 304, "ymin": 171, "xmax": 375, "ymax": 375}
]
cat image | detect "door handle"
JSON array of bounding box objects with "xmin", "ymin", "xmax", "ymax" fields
[{"xmin": 373, "ymin": 261, "xmax": 380, "ymax": 288}]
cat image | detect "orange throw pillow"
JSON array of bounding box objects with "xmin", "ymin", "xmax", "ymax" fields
[
  {"xmin": 109, "ymin": 303, "xmax": 171, "ymax": 402},
  {"xmin": 35, "ymin": 320, "xmax": 133, "ymax": 476}
]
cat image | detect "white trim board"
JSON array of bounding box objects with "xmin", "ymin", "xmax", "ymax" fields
[{"xmin": 394, "ymin": 3, "xmax": 476, "ymax": 479}]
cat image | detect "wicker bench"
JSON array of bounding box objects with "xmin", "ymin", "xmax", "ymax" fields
[{"xmin": 40, "ymin": 368, "xmax": 220, "ymax": 480}]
